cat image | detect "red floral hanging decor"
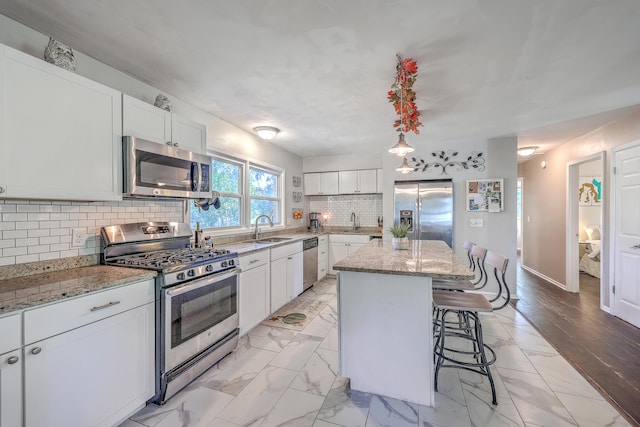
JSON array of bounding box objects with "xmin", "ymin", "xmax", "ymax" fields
[{"xmin": 387, "ymin": 54, "xmax": 423, "ymax": 135}]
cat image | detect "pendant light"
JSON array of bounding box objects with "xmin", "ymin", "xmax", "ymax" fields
[
  {"xmin": 396, "ymin": 157, "xmax": 414, "ymax": 174},
  {"xmin": 388, "ymin": 62, "xmax": 414, "ymax": 157},
  {"xmin": 389, "ymin": 132, "xmax": 414, "ymax": 157}
]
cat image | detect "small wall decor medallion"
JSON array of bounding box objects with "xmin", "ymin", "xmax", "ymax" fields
[
  {"xmin": 154, "ymin": 94, "xmax": 172, "ymax": 112},
  {"xmin": 43, "ymin": 37, "xmax": 77, "ymax": 72},
  {"xmin": 406, "ymin": 151, "xmax": 485, "ymax": 175}
]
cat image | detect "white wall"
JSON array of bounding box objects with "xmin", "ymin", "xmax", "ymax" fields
[
  {"xmin": 382, "ymin": 137, "xmax": 518, "ymax": 298},
  {"xmin": 0, "ymin": 13, "xmax": 306, "ymax": 262}
]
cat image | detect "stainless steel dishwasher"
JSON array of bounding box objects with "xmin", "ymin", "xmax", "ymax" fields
[{"xmin": 302, "ymin": 237, "xmax": 318, "ymax": 291}]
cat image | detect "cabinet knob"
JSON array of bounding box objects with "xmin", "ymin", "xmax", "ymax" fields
[
  {"xmin": 31, "ymin": 347, "xmax": 42, "ymax": 355},
  {"xmin": 0, "ymin": 186, "xmax": 5, "ymax": 194},
  {"xmin": 7, "ymin": 356, "xmax": 19, "ymax": 364},
  {"xmin": 166, "ymin": 141, "xmax": 172, "ymax": 146},
  {"xmin": 173, "ymin": 142, "xmax": 179, "ymax": 147}
]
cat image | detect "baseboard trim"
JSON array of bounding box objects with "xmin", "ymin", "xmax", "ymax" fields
[{"xmin": 520, "ymin": 264, "xmax": 567, "ymax": 290}]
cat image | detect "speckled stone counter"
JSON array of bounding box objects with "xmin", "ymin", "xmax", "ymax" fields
[
  {"xmin": 0, "ymin": 266, "xmax": 156, "ymax": 315},
  {"xmin": 333, "ymin": 239, "xmax": 474, "ymax": 279}
]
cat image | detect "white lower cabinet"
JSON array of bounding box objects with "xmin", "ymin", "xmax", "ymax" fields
[
  {"xmin": 238, "ymin": 251, "xmax": 271, "ymax": 336},
  {"xmin": 270, "ymin": 242, "xmax": 303, "ymax": 312},
  {"xmin": 22, "ymin": 279, "xmax": 155, "ymax": 427},
  {"xmin": 0, "ymin": 313, "xmax": 22, "ymax": 427},
  {"xmin": 318, "ymin": 235, "xmax": 329, "ymax": 281},
  {"xmin": 329, "ymin": 234, "xmax": 371, "ymax": 274}
]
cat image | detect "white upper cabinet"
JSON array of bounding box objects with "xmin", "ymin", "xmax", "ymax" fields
[
  {"xmin": 122, "ymin": 94, "xmax": 207, "ymax": 154},
  {"xmin": 376, "ymin": 169, "xmax": 383, "ymax": 193},
  {"xmin": 338, "ymin": 169, "xmax": 378, "ymax": 194},
  {"xmin": 304, "ymin": 172, "xmax": 339, "ymax": 195},
  {"xmin": 0, "ymin": 43, "xmax": 122, "ymax": 201},
  {"xmin": 122, "ymin": 94, "xmax": 171, "ymax": 144},
  {"xmin": 171, "ymin": 114, "xmax": 207, "ymax": 154}
]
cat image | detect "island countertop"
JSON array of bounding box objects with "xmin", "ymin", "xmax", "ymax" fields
[{"xmin": 333, "ymin": 239, "xmax": 474, "ymax": 280}]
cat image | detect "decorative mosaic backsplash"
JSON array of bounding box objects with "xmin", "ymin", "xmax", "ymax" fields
[
  {"xmin": 0, "ymin": 199, "xmax": 184, "ymax": 266},
  {"xmin": 309, "ymin": 194, "xmax": 383, "ymax": 227}
]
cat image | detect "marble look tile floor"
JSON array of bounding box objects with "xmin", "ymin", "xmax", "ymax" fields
[{"xmin": 119, "ymin": 278, "xmax": 630, "ymax": 427}]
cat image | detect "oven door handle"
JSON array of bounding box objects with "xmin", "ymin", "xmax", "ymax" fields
[{"xmin": 166, "ymin": 268, "xmax": 240, "ymax": 297}]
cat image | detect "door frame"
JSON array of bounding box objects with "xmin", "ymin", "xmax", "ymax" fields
[
  {"xmin": 565, "ymin": 152, "xmax": 605, "ymax": 295},
  {"xmin": 611, "ymin": 139, "xmax": 640, "ymax": 319}
]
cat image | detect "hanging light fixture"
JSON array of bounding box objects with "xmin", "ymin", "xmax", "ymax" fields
[
  {"xmin": 254, "ymin": 126, "xmax": 280, "ymax": 140},
  {"xmin": 388, "ymin": 55, "xmax": 420, "ymax": 158},
  {"xmin": 388, "ymin": 132, "xmax": 414, "ymax": 157},
  {"xmin": 396, "ymin": 157, "xmax": 414, "ymax": 174}
]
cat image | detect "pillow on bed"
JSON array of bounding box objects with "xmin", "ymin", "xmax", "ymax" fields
[{"xmin": 585, "ymin": 226, "xmax": 601, "ymax": 241}]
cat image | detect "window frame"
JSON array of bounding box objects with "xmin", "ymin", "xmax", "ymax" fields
[
  {"xmin": 191, "ymin": 153, "xmax": 285, "ymax": 234},
  {"xmin": 248, "ymin": 163, "xmax": 283, "ymax": 226}
]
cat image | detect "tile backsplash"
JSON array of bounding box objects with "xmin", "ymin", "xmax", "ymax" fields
[
  {"xmin": 309, "ymin": 194, "xmax": 383, "ymax": 227},
  {"xmin": 0, "ymin": 199, "xmax": 184, "ymax": 266}
]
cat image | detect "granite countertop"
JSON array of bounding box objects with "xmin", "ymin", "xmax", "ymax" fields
[
  {"xmin": 0, "ymin": 266, "xmax": 156, "ymax": 315},
  {"xmin": 220, "ymin": 229, "xmax": 382, "ymax": 256},
  {"xmin": 333, "ymin": 239, "xmax": 474, "ymax": 279}
]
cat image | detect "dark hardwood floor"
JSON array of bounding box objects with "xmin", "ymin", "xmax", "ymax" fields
[{"xmin": 513, "ymin": 264, "xmax": 640, "ymax": 427}]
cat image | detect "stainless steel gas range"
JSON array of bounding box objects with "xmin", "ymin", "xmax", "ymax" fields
[{"xmin": 101, "ymin": 222, "xmax": 239, "ymax": 404}]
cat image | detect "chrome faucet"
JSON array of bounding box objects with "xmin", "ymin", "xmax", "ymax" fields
[
  {"xmin": 254, "ymin": 214, "xmax": 273, "ymax": 240},
  {"xmin": 350, "ymin": 212, "xmax": 357, "ymax": 230}
]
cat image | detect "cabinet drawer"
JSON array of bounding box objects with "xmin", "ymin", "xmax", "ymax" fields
[
  {"xmin": 239, "ymin": 250, "xmax": 270, "ymax": 269},
  {"xmin": 0, "ymin": 313, "xmax": 21, "ymax": 354},
  {"xmin": 271, "ymin": 241, "xmax": 303, "ymax": 260},
  {"xmin": 329, "ymin": 234, "xmax": 372, "ymax": 244},
  {"xmin": 318, "ymin": 235, "xmax": 328, "ymax": 245},
  {"xmin": 24, "ymin": 279, "xmax": 155, "ymax": 344}
]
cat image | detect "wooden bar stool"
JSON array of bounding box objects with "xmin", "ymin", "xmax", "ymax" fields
[{"xmin": 432, "ymin": 290, "xmax": 497, "ymax": 405}]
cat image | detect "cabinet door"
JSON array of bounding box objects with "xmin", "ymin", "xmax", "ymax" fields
[
  {"xmin": 318, "ymin": 239, "xmax": 329, "ymax": 281},
  {"xmin": 358, "ymin": 170, "xmax": 378, "ymax": 193},
  {"xmin": 304, "ymin": 173, "xmax": 322, "ymax": 195},
  {"xmin": 339, "ymin": 171, "xmax": 359, "ymax": 194},
  {"xmin": 270, "ymin": 257, "xmax": 288, "ymax": 312},
  {"xmin": 322, "ymin": 172, "xmax": 339, "ymax": 194},
  {"xmin": 329, "ymin": 243, "xmax": 349, "ymax": 275},
  {"xmin": 122, "ymin": 94, "xmax": 171, "ymax": 144},
  {"xmin": 239, "ymin": 263, "xmax": 270, "ymax": 336},
  {"xmin": 24, "ymin": 302, "xmax": 155, "ymax": 427},
  {"xmin": 0, "ymin": 44, "xmax": 122, "ymax": 201},
  {"xmin": 289, "ymin": 251, "xmax": 303, "ymax": 299},
  {"xmin": 172, "ymin": 114, "xmax": 207, "ymax": 154},
  {"xmin": 0, "ymin": 349, "xmax": 22, "ymax": 427}
]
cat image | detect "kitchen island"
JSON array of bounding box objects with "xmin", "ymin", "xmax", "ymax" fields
[{"xmin": 333, "ymin": 239, "xmax": 473, "ymax": 406}]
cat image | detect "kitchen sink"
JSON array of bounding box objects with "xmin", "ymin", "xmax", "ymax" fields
[{"xmin": 253, "ymin": 237, "xmax": 292, "ymax": 243}]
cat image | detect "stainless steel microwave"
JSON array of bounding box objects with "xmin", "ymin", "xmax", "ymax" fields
[{"xmin": 123, "ymin": 136, "xmax": 212, "ymax": 199}]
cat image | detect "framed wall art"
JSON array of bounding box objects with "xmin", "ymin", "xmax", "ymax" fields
[
  {"xmin": 466, "ymin": 179, "xmax": 504, "ymax": 212},
  {"xmin": 578, "ymin": 176, "xmax": 601, "ymax": 206}
]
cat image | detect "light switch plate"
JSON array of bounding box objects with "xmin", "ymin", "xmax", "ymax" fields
[{"xmin": 470, "ymin": 218, "xmax": 483, "ymax": 228}]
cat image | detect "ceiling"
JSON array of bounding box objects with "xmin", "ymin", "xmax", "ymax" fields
[{"xmin": 2, "ymin": 0, "xmax": 640, "ymax": 159}]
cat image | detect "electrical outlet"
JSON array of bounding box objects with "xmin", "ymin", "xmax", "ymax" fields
[{"xmin": 72, "ymin": 229, "xmax": 86, "ymax": 247}]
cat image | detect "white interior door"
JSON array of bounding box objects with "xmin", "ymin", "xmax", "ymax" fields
[{"xmin": 613, "ymin": 141, "xmax": 640, "ymax": 327}]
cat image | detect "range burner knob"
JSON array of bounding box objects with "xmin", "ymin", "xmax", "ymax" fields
[
  {"xmin": 177, "ymin": 272, "xmax": 185, "ymax": 281},
  {"xmin": 205, "ymin": 265, "xmax": 214, "ymax": 272},
  {"xmin": 221, "ymin": 261, "xmax": 228, "ymax": 268},
  {"xmin": 187, "ymin": 269, "xmax": 195, "ymax": 277},
  {"xmin": 229, "ymin": 259, "xmax": 235, "ymax": 266}
]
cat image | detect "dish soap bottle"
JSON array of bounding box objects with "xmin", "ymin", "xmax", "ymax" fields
[{"xmin": 194, "ymin": 221, "xmax": 203, "ymax": 248}]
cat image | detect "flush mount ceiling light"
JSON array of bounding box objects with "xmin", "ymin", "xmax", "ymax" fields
[
  {"xmin": 388, "ymin": 132, "xmax": 415, "ymax": 157},
  {"xmin": 254, "ymin": 126, "xmax": 280, "ymax": 140},
  {"xmin": 517, "ymin": 146, "xmax": 538, "ymax": 157},
  {"xmin": 396, "ymin": 157, "xmax": 414, "ymax": 174}
]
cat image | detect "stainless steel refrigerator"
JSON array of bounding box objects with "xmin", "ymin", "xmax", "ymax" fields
[{"xmin": 394, "ymin": 179, "xmax": 454, "ymax": 247}]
